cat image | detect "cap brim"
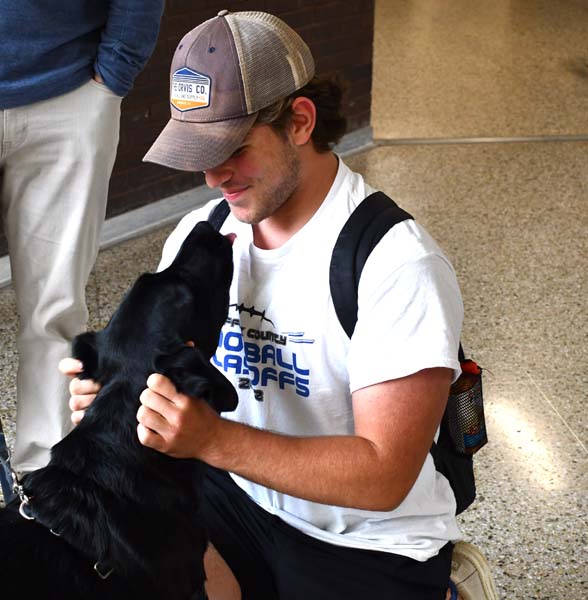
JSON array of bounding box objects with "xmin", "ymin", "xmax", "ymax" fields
[{"xmin": 143, "ymin": 113, "xmax": 258, "ymax": 172}]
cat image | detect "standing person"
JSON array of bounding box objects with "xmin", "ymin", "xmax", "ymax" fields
[
  {"xmin": 0, "ymin": 0, "xmax": 164, "ymax": 478},
  {"xmin": 66, "ymin": 10, "xmax": 497, "ymax": 600}
]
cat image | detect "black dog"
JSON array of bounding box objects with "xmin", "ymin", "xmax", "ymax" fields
[{"xmin": 0, "ymin": 221, "xmax": 237, "ymax": 599}]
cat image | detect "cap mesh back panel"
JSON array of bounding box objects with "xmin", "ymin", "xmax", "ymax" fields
[{"xmin": 228, "ymin": 12, "xmax": 314, "ymax": 114}]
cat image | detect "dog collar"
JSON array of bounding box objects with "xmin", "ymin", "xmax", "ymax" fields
[{"xmin": 15, "ymin": 479, "xmax": 115, "ymax": 581}]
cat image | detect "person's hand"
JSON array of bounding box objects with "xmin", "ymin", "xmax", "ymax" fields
[
  {"xmin": 93, "ymin": 72, "xmax": 104, "ymax": 84},
  {"xmin": 137, "ymin": 373, "xmax": 220, "ymax": 460},
  {"xmin": 58, "ymin": 358, "xmax": 101, "ymax": 425}
]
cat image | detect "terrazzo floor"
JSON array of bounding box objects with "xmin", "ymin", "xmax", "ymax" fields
[
  {"xmin": 372, "ymin": 0, "xmax": 588, "ymax": 140},
  {"xmin": 1, "ymin": 1, "xmax": 588, "ymax": 598}
]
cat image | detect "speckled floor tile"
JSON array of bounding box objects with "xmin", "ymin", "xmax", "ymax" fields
[
  {"xmin": 458, "ymin": 380, "xmax": 588, "ymax": 598},
  {"xmin": 0, "ymin": 285, "xmax": 18, "ymax": 450},
  {"xmin": 373, "ymin": 0, "xmax": 588, "ymax": 139},
  {"xmin": 529, "ymin": 375, "xmax": 588, "ymax": 451},
  {"xmin": 86, "ymin": 224, "xmax": 175, "ymax": 332}
]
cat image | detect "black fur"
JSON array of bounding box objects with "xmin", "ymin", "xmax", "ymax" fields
[{"xmin": 0, "ymin": 221, "xmax": 237, "ymax": 599}]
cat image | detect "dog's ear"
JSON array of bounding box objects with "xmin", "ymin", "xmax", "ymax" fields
[
  {"xmin": 154, "ymin": 346, "xmax": 238, "ymax": 413},
  {"xmin": 71, "ymin": 332, "xmax": 100, "ymax": 380}
]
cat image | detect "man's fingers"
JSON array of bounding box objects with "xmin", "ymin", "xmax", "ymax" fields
[
  {"xmin": 61, "ymin": 359, "xmax": 101, "ymax": 428},
  {"xmin": 139, "ymin": 386, "xmax": 174, "ymax": 416},
  {"xmin": 137, "ymin": 402, "xmax": 170, "ymax": 432},
  {"xmin": 137, "ymin": 422, "xmax": 165, "ymax": 450},
  {"xmin": 71, "ymin": 410, "xmax": 87, "ymax": 426},
  {"xmin": 69, "ymin": 377, "xmax": 101, "ymax": 397},
  {"xmin": 146, "ymin": 373, "xmax": 179, "ymax": 403},
  {"xmin": 67, "ymin": 377, "xmax": 101, "ymax": 427},
  {"xmin": 58, "ymin": 358, "xmax": 84, "ymax": 376},
  {"xmin": 69, "ymin": 393, "xmax": 97, "ymax": 412},
  {"xmin": 136, "ymin": 404, "xmax": 170, "ymax": 452}
]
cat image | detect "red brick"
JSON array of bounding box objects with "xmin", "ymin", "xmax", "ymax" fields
[{"xmin": 278, "ymin": 7, "xmax": 314, "ymax": 30}]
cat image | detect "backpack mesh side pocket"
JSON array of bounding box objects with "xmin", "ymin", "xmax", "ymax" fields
[{"xmin": 445, "ymin": 360, "xmax": 487, "ymax": 456}]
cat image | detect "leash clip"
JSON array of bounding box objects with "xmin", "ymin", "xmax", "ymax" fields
[
  {"xmin": 12, "ymin": 465, "xmax": 36, "ymax": 521},
  {"xmin": 18, "ymin": 497, "xmax": 35, "ymax": 520}
]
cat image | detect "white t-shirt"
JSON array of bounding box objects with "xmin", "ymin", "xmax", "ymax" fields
[{"xmin": 159, "ymin": 158, "xmax": 464, "ymax": 561}]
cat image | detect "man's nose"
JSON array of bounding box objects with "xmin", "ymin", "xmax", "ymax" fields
[{"xmin": 204, "ymin": 162, "xmax": 232, "ymax": 189}]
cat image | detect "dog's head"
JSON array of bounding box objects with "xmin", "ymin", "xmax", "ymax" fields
[{"xmin": 73, "ymin": 221, "xmax": 237, "ymax": 413}]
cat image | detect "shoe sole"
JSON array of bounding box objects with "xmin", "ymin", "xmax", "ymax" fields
[{"xmin": 451, "ymin": 541, "xmax": 500, "ymax": 600}]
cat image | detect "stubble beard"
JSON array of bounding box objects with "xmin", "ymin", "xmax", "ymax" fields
[{"xmin": 239, "ymin": 140, "xmax": 301, "ymax": 225}]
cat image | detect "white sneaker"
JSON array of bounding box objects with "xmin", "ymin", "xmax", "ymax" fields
[{"xmin": 451, "ymin": 541, "xmax": 500, "ymax": 600}]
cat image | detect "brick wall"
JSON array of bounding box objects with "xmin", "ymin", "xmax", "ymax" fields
[{"xmin": 0, "ymin": 1, "xmax": 375, "ymax": 255}]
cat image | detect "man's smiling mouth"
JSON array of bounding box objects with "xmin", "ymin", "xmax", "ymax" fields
[{"xmin": 222, "ymin": 187, "xmax": 249, "ymax": 202}]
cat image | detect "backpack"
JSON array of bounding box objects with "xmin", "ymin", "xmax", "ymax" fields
[{"xmin": 208, "ymin": 192, "xmax": 487, "ymax": 514}]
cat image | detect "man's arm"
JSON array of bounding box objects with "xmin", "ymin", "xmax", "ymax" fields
[
  {"xmin": 137, "ymin": 367, "xmax": 452, "ymax": 512},
  {"xmin": 95, "ymin": 0, "xmax": 165, "ymax": 96}
]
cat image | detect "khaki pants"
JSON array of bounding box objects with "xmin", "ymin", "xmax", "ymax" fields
[{"xmin": 0, "ymin": 79, "xmax": 122, "ymax": 473}]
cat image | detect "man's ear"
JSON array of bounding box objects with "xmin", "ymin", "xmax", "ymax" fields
[
  {"xmin": 71, "ymin": 332, "xmax": 99, "ymax": 380},
  {"xmin": 154, "ymin": 346, "xmax": 238, "ymax": 414},
  {"xmin": 289, "ymin": 96, "xmax": 316, "ymax": 147}
]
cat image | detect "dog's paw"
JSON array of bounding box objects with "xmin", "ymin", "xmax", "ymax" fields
[{"xmin": 71, "ymin": 332, "xmax": 100, "ymax": 380}]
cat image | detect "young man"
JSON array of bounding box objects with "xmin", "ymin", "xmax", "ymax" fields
[{"xmin": 65, "ymin": 10, "xmax": 479, "ymax": 599}]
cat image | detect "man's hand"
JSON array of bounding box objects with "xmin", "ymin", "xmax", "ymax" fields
[
  {"xmin": 137, "ymin": 373, "xmax": 221, "ymax": 459},
  {"xmin": 58, "ymin": 358, "xmax": 101, "ymax": 425}
]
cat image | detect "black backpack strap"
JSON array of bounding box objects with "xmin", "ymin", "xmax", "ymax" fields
[
  {"xmin": 330, "ymin": 193, "xmax": 477, "ymax": 514},
  {"xmin": 429, "ymin": 434, "xmax": 476, "ymax": 515},
  {"xmin": 207, "ymin": 199, "xmax": 230, "ymax": 231},
  {"xmin": 329, "ymin": 192, "xmax": 413, "ymax": 338}
]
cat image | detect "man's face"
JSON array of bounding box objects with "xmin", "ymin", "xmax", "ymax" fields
[{"xmin": 203, "ymin": 124, "xmax": 301, "ymax": 225}]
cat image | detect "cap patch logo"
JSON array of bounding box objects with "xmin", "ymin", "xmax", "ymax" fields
[{"xmin": 171, "ymin": 67, "xmax": 211, "ymax": 111}]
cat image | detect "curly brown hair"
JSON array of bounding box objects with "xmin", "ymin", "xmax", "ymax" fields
[{"xmin": 255, "ymin": 75, "xmax": 347, "ymax": 152}]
